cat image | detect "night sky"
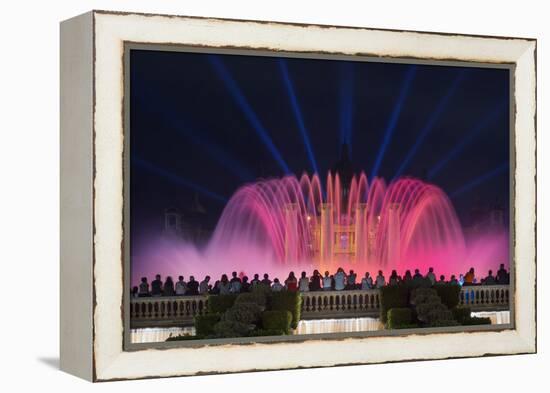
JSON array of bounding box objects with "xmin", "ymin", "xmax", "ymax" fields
[{"xmin": 130, "ymin": 49, "xmax": 510, "ymax": 238}]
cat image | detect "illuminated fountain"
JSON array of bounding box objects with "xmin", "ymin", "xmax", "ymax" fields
[{"xmin": 132, "ymin": 172, "xmax": 509, "ymax": 285}]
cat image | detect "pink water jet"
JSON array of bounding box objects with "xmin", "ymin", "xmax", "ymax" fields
[{"xmin": 132, "ymin": 173, "xmax": 509, "ymax": 285}]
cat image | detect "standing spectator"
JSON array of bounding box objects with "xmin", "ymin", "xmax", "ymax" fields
[
  {"xmin": 186, "ymin": 276, "xmax": 199, "ymax": 295},
  {"xmin": 250, "ymin": 274, "xmax": 261, "ymax": 287},
  {"xmin": 450, "ymin": 275, "xmax": 458, "ymax": 285},
  {"xmin": 496, "ymin": 264, "xmax": 509, "ymax": 284},
  {"xmin": 299, "ymin": 271, "xmax": 309, "ymax": 292},
  {"xmin": 375, "ymin": 270, "xmax": 386, "ymax": 288},
  {"xmin": 402, "ymin": 270, "xmax": 413, "ymax": 282},
  {"xmin": 464, "ymin": 268, "xmax": 475, "ymax": 285},
  {"xmin": 334, "ymin": 268, "xmax": 346, "ymax": 291},
  {"xmin": 361, "ymin": 272, "xmax": 373, "ymax": 290},
  {"xmin": 309, "ymin": 270, "xmax": 322, "ymax": 291},
  {"xmin": 138, "ymin": 277, "xmax": 150, "ymax": 297},
  {"xmin": 219, "ymin": 274, "xmax": 231, "ymax": 295},
  {"xmin": 199, "ymin": 276, "xmax": 210, "ymax": 294},
  {"xmin": 151, "ymin": 274, "xmax": 163, "ymax": 296},
  {"xmin": 436, "ymin": 275, "xmax": 446, "ymax": 285},
  {"xmin": 261, "ymin": 273, "xmax": 272, "ymax": 287},
  {"xmin": 426, "ymin": 267, "xmax": 436, "ymax": 285},
  {"xmin": 272, "ymin": 278, "xmax": 284, "ymax": 292},
  {"xmin": 322, "ymin": 271, "xmax": 332, "ymax": 291},
  {"xmin": 241, "ymin": 276, "xmax": 251, "ymax": 292},
  {"xmin": 163, "ymin": 276, "xmax": 175, "ymax": 296},
  {"xmin": 389, "ymin": 270, "xmax": 400, "ymax": 286},
  {"xmin": 413, "ymin": 269, "xmax": 423, "ymax": 280},
  {"xmin": 285, "ymin": 271, "xmax": 298, "ymax": 291},
  {"xmin": 482, "ymin": 270, "xmax": 496, "ymax": 285},
  {"xmin": 347, "ymin": 269, "xmax": 357, "ymax": 289},
  {"xmin": 175, "ymin": 276, "xmax": 187, "ymax": 296},
  {"xmin": 131, "ymin": 286, "xmax": 139, "ymax": 298},
  {"xmin": 229, "ymin": 271, "xmax": 242, "ymax": 292},
  {"xmin": 211, "ymin": 280, "xmax": 220, "ymax": 295}
]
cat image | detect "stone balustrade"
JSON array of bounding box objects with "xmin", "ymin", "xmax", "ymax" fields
[{"xmin": 130, "ymin": 285, "xmax": 510, "ymax": 328}]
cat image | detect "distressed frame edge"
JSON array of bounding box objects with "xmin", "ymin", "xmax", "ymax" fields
[
  {"xmin": 59, "ymin": 10, "xmax": 95, "ymax": 382},
  {"xmin": 88, "ymin": 11, "xmax": 537, "ymax": 381}
]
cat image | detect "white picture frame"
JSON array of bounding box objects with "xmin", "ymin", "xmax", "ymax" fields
[{"xmin": 60, "ymin": 10, "xmax": 536, "ymax": 381}]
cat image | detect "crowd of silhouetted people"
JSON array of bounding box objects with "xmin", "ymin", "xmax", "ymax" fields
[{"xmin": 131, "ymin": 263, "xmax": 510, "ymax": 298}]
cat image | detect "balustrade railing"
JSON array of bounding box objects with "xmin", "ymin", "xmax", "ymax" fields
[{"xmin": 130, "ymin": 285, "xmax": 510, "ymax": 328}]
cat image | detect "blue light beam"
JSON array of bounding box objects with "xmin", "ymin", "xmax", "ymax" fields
[
  {"xmin": 135, "ymin": 92, "xmax": 255, "ymax": 183},
  {"xmin": 393, "ymin": 70, "xmax": 467, "ymax": 180},
  {"xmin": 278, "ymin": 59, "xmax": 319, "ymax": 174},
  {"xmin": 133, "ymin": 157, "xmax": 228, "ymax": 203},
  {"xmin": 370, "ymin": 65, "xmax": 418, "ymax": 180},
  {"xmin": 450, "ymin": 163, "xmax": 509, "ymax": 198},
  {"xmin": 427, "ymin": 101, "xmax": 506, "ymax": 180},
  {"xmin": 208, "ymin": 55, "xmax": 291, "ymax": 174}
]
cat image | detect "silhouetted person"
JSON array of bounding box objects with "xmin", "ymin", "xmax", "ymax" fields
[
  {"xmin": 250, "ymin": 274, "xmax": 261, "ymax": 287},
  {"xmin": 347, "ymin": 269, "xmax": 357, "ymax": 289},
  {"xmin": 426, "ymin": 267, "xmax": 436, "ymax": 285},
  {"xmin": 323, "ymin": 271, "xmax": 332, "ymax": 291},
  {"xmin": 199, "ymin": 276, "xmax": 210, "ymax": 294},
  {"xmin": 450, "ymin": 275, "xmax": 458, "ymax": 285},
  {"xmin": 413, "ymin": 269, "xmax": 422, "ymax": 280},
  {"xmin": 175, "ymin": 276, "xmax": 187, "ymax": 295},
  {"xmin": 163, "ymin": 276, "xmax": 175, "ymax": 296},
  {"xmin": 272, "ymin": 278, "xmax": 284, "ymax": 292},
  {"xmin": 309, "ymin": 269, "xmax": 322, "ymax": 291},
  {"xmin": 138, "ymin": 277, "xmax": 150, "ymax": 297},
  {"xmin": 389, "ymin": 270, "xmax": 400, "ymax": 286},
  {"xmin": 483, "ymin": 270, "xmax": 496, "ymax": 285},
  {"xmin": 151, "ymin": 274, "xmax": 163, "ymax": 296},
  {"xmin": 131, "ymin": 286, "xmax": 139, "ymax": 298},
  {"xmin": 230, "ymin": 271, "xmax": 242, "ymax": 293},
  {"xmin": 334, "ymin": 268, "xmax": 346, "ymax": 291},
  {"xmin": 186, "ymin": 276, "xmax": 199, "ymax": 295},
  {"xmin": 261, "ymin": 273, "xmax": 272, "ymax": 287},
  {"xmin": 497, "ymin": 264, "xmax": 509, "ymax": 284},
  {"xmin": 436, "ymin": 275, "xmax": 446, "ymax": 285},
  {"xmin": 361, "ymin": 272, "xmax": 373, "ymax": 290},
  {"xmin": 285, "ymin": 271, "xmax": 298, "ymax": 291},
  {"xmin": 299, "ymin": 271, "xmax": 309, "ymax": 292},
  {"xmin": 219, "ymin": 274, "xmax": 231, "ymax": 295},
  {"xmin": 241, "ymin": 276, "xmax": 250, "ymax": 292},
  {"xmin": 403, "ymin": 270, "xmax": 412, "ymax": 282},
  {"xmin": 375, "ymin": 270, "xmax": 386, "ymax": 288},
  {"xmin": 464, "ymin": 268, "xmax": 475, "ymax": 285}
]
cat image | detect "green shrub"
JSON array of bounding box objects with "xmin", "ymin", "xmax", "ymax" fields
[
  {"xmin": 434, "ymin": 284, "xmax": 461, "ymax": 309},
  {"xmin": 463, "ymin": 316, "xmax": 492, "ymax": 326},
  {"xmin": 452, "ymin": 307, "xmax": 472, "ymax": 324},
  {"xmin": 166, "ymin": 334, "xmax": 204, "ymax": 341},
  {"xmin": 431, "ymin": 319, "xmax": 460, "ymax": 327},
  {"xmin": 406, "ymin": 276, "xmax": 433, "ymax": 289},
  {"xmin": 207, "ymin": 294, "xmax": 238, "ymax": 314},
  {"xmin": 393, "ymin": 323, "xmax": 419, "ymax": 329},
  {"xmin": 410, "ymin": 287, "xmax": 439, "ymax": 305},
  {"xmin": 248, "ymin": 328, "xmax": 286, "ymax": 337},
  {"xmin": 261, "ymin": 310, "xmax": 293, "ymax": 334},
  {"xmin": 380, "ymin": 284, "xmax": 410, "ymax": 323},
  {"xmin": 387, "ymin": 307, "xmax": 413, "ymax": 329},
  {"xmin": 194, "ymin": 313, "xmax": 221, "ymax": 336},
  {"xmin": 271, "ymin": 291, "xmax": 302, "ymax": 328},
  {"xmin": 235, "ymin": 291, "xmax": 267, "ymax": 308},
  {"xmin": 224, "ymin": 302, "xmax": 262, "ymax": 325},
  {"xmin": 213, "ymin": 320, "xmax": 253, "ymax": 337}
]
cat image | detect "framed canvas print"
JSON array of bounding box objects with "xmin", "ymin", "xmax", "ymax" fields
[{"xmin": 60, "ymin": 10, "xmax": 537, "ymax": 381}]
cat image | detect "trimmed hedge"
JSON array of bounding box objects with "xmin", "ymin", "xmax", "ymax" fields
[
  {"xmin": 207, "ymin": 294, "xmax": 238, "ymax": 314},
  {"xmin": 194, "ymin": 313, "xmax": 221, "ymax": 336},
  {"xmin": 235, "ymin": 291, "xmax": 267, "ymax": 307},
  {"xmin": 213, "ymin": 320, "xmax": 252, "ymax": 337},
  {"xmin": 434, "ymin": 283, "xmax": 461, "ymax": 309},
  {"xmin": 452, "ymin": 307, "xmax": 472, "ymax": 324},
  {"xmin": 463, "ymin": 316, "xmax": 492, "ymax": 326},
  {"xmin": 224, "ymin": 302, "xmax": 262, "ymax": 325},
  {"xmin": 271, "ymin": 291, "xmax": 302, "ymax": 328},
  {"xmin": 380, "ymin": 285, "xmax": 410, "ymax": 323},
  {"xmin": 387, "ymin": 307, "xmax": 412, "ymax": 329},
  {"xmin": 261, "ymin": 310, "xmax": 292, "ymax": 334}
]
